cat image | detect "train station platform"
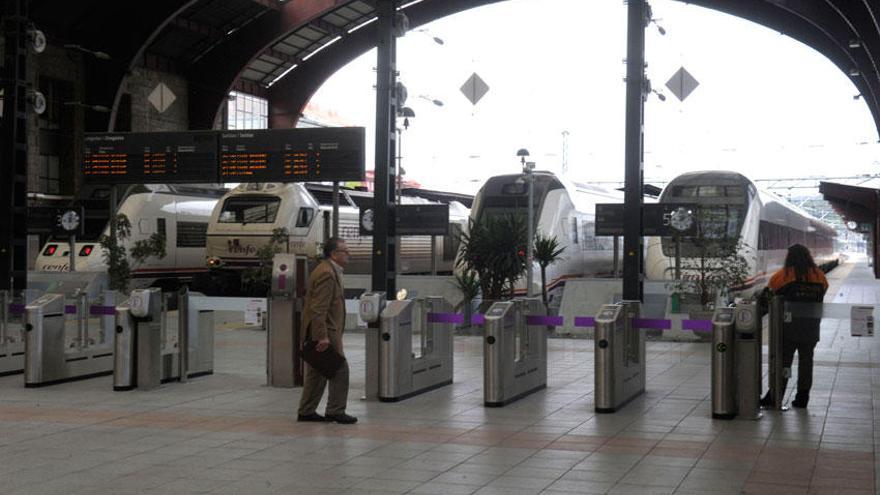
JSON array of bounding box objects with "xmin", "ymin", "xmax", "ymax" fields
[{"xmin": 0, "ymin": 262, "xmax": 877, "ymax": 495}]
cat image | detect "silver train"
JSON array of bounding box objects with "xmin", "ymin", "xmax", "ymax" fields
[
  {"xmin": 461, "ymin": 171, "xmax": 624, "ymax": 302},
  {"xmin": 33, "ymin": 184, "xmax": 226, "ymax": 289},
  {"xmin": 645, "ymin": 171, "xmax": 839, "ymax": 293},
  {"xmin": 203, "ymin": 183, "xmax": 470, "ymax": 290}
]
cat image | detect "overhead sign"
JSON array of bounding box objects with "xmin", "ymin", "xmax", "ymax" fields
[
  {"xmin": 460, "ymin": 72, "xmax": 490, "ymax": 105},
  {"xmin": 28, "ymin": 206, "xmax": 85, "ymax": 236},
  {"xmin": 665, "ymin": 66, "xmax": 700, "ymax": 102},
  {"xmin": 82, "ymin": 128, "xmax": 366, "ymax": 185},
  {"xmin": 359, "ymin": 204, "xmax": 449, "ymax": 236},
  {"xmin": 83, "ymin": 131, "xmax": 218, "ymax": 184},
  {"xmin": 595, "ymin": 203, "xmax": 699, "ymax": 237},
  {"xmin": 219, "ymin": 128, "xmax": 364, "ymax": 183}
]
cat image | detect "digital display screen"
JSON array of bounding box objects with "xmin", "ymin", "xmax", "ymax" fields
[
  {"xmin": 219, "ymin": 128, "xmax": 365, "ymax": 182},
  {"xmin": 83, "ymin": 132, "xmax": 218, "ymax": 184},
  {"xmin": 82, "ymin": 128, "xmax": 366, "ymax": 184}
]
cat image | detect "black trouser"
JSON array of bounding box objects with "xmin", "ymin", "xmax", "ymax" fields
[{"xmin": 782, "ymin": 338, "xmax": 817, "ymax": 398}]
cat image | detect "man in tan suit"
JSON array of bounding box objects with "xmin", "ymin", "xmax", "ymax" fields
[{"xmin": 297, "ymin": 237, "xmax": 357, "ymax": 424}]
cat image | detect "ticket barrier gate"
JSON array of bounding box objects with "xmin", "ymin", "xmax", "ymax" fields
[
  {"xmin": 114, "ymin": 289, "xmax": 214, "ymax": 391},
  {"xmin": 711, "ymin": 302, "xmax": 762, "ymax": 420},
  {"xmin": 0, "ymin": 289, "xmax": 30, "ymax": 376},
  {"xmin": 24, "ymin": 290, "xmax": 116, "ymax": 387},
  {"xmin": 268, "ymin": 254, "xmax": 308, "ymax": 388},
  {"xmin": 594, "ymin": 301, "xmax": 645, "ymax": 413},
  {"xmin": 375, "ymin": 296, "xmax": 454, "ymax": 402},
  {"xmin": 483, "ymin": 297, "xmax": 547, "ymax": 407}
]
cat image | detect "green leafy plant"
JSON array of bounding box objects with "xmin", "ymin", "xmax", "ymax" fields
[
  {"xmin": 99, "ymin": 214, "xmax": 166, "ymax": 293},
  {"xmin": 241, "ymin": 227, "xmax": 289, "ymax": 295},
  {"xmin": 456, "ymin": 214, "xmax": 527, "ymax": 302},
  {"xmin": 453, "ymin": 269, "xmax": 480, "ymax": 327},
  {"xmin": 533, "ymin": 233, "xmax": 565, "ymax": 307}
]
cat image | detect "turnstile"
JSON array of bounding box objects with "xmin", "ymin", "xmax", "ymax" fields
[
  {"xmin": 376, "ymin": 296, "xmax": 454, "ymax": 401},
  {"xmin": 0, "ymin": 290, "xmax": 25, "ymax": 375},
  {"xmin": 114, "ymin": 289, "xmax": 214, "ymax": 391},
  {"xmin": 24, "ymin": 292, "xmax": 115, "ymax": 387},
  {"xmin": 483, "ymin": 297, "xmax": 547, "ymax": 407},
  {"xmin": 594, "ymin": 301, "xmax": 645, "ymax": 413},
  {"xmin": 711, "ymin": 302, "xmax": 762, "ymax": 419},
  {"xmin": 267, "ymin": 254, "xmax": 307, "ymax": 388}
]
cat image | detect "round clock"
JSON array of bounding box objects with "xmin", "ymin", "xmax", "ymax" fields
[
  {"xmin": 361, "ymin": 208, "xmax": 374, "ymax": 233},
  {"xmin": 737, "ymin": 308, "xmax": 755, "ymax": 328},
  {"xmin": 59, "ymin": 210, "xmax": 80, "ymax": 232},
  {"xmin": 669, "ymin": 207, "xmax": 693, "ymax": 232}
]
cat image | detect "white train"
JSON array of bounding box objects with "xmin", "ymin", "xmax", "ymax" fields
[
  {"xmin": 645, "ymin": 171, "xmax": 839, "ymax": 293},
  {"xmin": 203, "ymin": 182, "xmax": 471, "ymax": 292},
  {"xmin": 34, "ymin": 184, "xmax": 225, "ymax": 289},
  {"xmin": 461, "ymin": 171, "xmax": 625, "ymax": 301}
]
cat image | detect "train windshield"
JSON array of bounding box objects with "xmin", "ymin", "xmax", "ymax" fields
[
  {"xmin": 218, "ymin": 196, "xmax": 281, "ymax": 224},
  {"xmin": 661, "ymin": 205, "xmax": 745, "ymax": 257}
]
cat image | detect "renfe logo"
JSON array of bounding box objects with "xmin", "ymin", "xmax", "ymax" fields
[
  {"xmin": 39, "ymin": 263, "xmax": 69, "ymax": 272},
  {"xmin": 227, "ymin": 239, "xmax": 257, "ymax": 256}
]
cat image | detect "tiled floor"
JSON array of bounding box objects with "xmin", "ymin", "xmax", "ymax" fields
[{"xmin": 0, "ymin": 261, "xmax": 877, "ymax": 494}]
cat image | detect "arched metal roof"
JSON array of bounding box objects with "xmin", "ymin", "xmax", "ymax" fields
[{"xmin": 18, "ymin": 0, "xmax": 880, "ymax": 136}]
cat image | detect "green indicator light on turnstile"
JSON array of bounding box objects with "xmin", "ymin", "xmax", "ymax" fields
[{"xmin": 716, "ymin": 343, "xmax": 728, "ymax": 353}]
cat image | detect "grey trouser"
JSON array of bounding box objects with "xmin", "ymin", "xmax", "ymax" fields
[{"xmin": 297, "ymin": 360, "xmax": 349, "ymax": 416}]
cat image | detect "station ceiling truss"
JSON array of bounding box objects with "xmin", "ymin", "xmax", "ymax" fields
[{"xmin": 11, "ymin": 0, "xmax": 880, "ymax": 138}]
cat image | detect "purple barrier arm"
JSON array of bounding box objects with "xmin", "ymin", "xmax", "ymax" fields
[
  {"xmin": 427, "ymin": 312, "xmax": 465, "ymax": 324},
  {"xmin": 90, "ymin": 305, "xmax": 117, "ymax": 316},
  {"xmin": 682, "ymin": 319, "xmax": 713, "ymax": 332},
  {"xmin": 633, "ymin": 318, "xmax": 672, "ymax": 330},
  {"xmin": 471, "ymin": 314, "xmax": 485, "ymax": 325},
  {"xmin": 526, "ymin": 315, "xmax": 564, "ymax": 326},
  {"xmin": 573, "ymin": 316, "xmax": 595, "ymax": 327},
  {"xmin": 65, "ymin": 305, "xmax": 77, "ymax": 314}
]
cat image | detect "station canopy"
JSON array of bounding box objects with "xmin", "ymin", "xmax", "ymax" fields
[{"xmin": 18, "ymin": 0, "xmax": 880, "ymax": 135}]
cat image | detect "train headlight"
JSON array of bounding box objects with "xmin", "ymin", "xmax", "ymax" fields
[{"xmin": 207, "ymin": 257, "xmax": 223, "ymax": 268}]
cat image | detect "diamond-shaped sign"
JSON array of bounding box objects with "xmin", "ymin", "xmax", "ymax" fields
[
  {"xmin": 148, "ymin": 82, "xmax": 176, "ymax": 113},
  {"xmin": 460, "ymin": 73, "xmax": 489, "ymax": 106},
  {"xmin": 665, "ymin": 67, "xmax": 699, "ymax": 102}
]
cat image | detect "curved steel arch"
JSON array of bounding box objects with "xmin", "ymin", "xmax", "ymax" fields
[{"xmin": 187, "ymin": 0, "xmax": 880, "ymax": 137}]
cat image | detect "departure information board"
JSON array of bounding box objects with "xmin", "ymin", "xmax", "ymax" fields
[
  {"xmin": 219, "ymin": 127, "xmax": 365, "ymax": 182},
  {"xmin": 83, "ymin": 132, "xmax": 218, "ymax": 184},
  {"xmin": 82, "ymin": 128, "xmax": 366, "ymax": 184}
]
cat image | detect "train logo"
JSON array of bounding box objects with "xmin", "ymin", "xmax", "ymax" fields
[{"xmin": 227, "ymin": 239, "xmax": 257, "ymax": 256}]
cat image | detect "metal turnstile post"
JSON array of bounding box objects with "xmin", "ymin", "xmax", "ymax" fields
[
  {"xmin": 359, "ymin": 292, "xmax": 386, "ymax": 401},
  {"xmin": 24, "ymin": 294, "xmax": 66, "ymax": 386},
  {"xmin": 268, "ymin": 254, "xmax": 304, "ymax": 388},
  {"xmin": 594, "ymin": 300, "xmax": 645, "ymax": 413},
  {"xmin": 768, "ymin": 295, "xmax": 787, "ymax": 410},
  {"xmin": 735, "ymin": 303, "xmax": 762, "ymax": 420},
  {"xmin": 113, "ymin": 288, "xmax": 163, "ymax": 390},
  {"xmin": 483, "ymin": 297, "xmax": 547, "ymax": 407},
  {"xmin": 377, "ymin": 296, "xmax": 454, "ymax": 402},
  {"xmin": 711, "ymin": 306, "xmax": 736, "ymax": 419}
]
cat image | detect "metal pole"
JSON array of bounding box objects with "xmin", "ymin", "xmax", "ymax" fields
[
  {"xmin": 0, "ymin": 289, "xmax": 8, "ymax": 347},
  {"xmin": 77, "ymin": 290, "xmax": 88, "ymax": 350},
  {"xmin": 674, "ymin": 236, "xmax": 681, "ymax": 280},
  {"xmin": 769, "ymin": 294, "xmax": 785, "ymax": 409},
  {"xmin": 613, "ymin": 236, "xmax": 620, "ymax": 277},
  {"xmin": 178, "ymin": 287, "xmax": 189, "ymax": 382},
  {"xmin": 370, "ymin": 0, "xmax": 398, "ymax": 297},
  {"xmin": 332, "ymin": 182, "xmax": 339, "ymax": 238},
  {"xmin": 430, "ymin": 236, "xmax": 437, "ymax": 276},
  {"xmin": 69, "ymin": 234, "xmax": 76, "ymax": 272},
  {"xmin": 622, "ymin": 0, "xmax": 647, "ymax": 301},
  {"xmin": 526, "ymin": 167, "xmax": 534, "ymax": 297}
]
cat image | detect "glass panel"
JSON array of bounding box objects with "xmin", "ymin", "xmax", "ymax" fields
[{"xmin": 218, "ymin": 196, "xmax": 281, "ymax": 224}]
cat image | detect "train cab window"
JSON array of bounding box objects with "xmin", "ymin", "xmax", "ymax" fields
[
  {"xmin": 444, "ymin": 224, "xmax": 463, "ymax": 261},
  {"xmin": 177, "ymin": 221, "xmax": 208, "ymax": 248},
  {"xmin": 295, "ymin": 207, "xmax": 315, "ymax": 228},
  {"xmin": 672, "ymin": 186, "xmax": 698, "ymax": 197},
  {"xmin": 219, "ymin": 196, "xmax": 281, "ymax": 224},
  {"xmin": 698, "ymin": 186, "xmax": 724, "ymax": 197},
  {"xmin": 501, "ymin": 182, "xmax": 527, "ymax": 195},
  {"xmin": 725, "ymin": 186, "xmax": 745, "ymax": 197}
]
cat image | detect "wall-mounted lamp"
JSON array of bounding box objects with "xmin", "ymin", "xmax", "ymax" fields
[
  {"xmin": 63, "ymin": 44, "xmax": 111, "ymax": 60},
  {"xmin": 413, "ymin": 28, "xmax": 444, "ymax": 45},
  {"xmin": 398, "ymin": 106, "xmax": 415, "ymax": 129},
  {"xmin": 63, "ymin": 101, "xmax": 110, "ymax": 112},
  {"xmin": 417, "ymin": 95, "xmax": 443, "ymax": 107},
  {"xmin": 854, "ymin": 94, "xmax": 863, "ymax": 100}
]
